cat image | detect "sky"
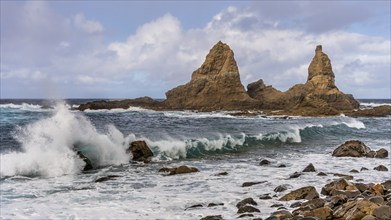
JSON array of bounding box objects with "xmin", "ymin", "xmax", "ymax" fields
[{"xmin": 1, "ymin": 1, "xmax": 390, "ymax": 99}]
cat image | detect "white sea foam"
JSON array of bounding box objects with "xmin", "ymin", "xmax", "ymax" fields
[
  {"xmin": 360, "ymin": 102, "xmax": 391, "ymax": 107},
  {"xmin": 0, "ymin": 103, "xmax": 130, "ymax": 177},
  {"xmin": 0, "ymin": 103, "xmax": 44, "ymax": 111},
  {"xmin": 332, "ymin": 117, "xmax": 366, "ymax": 129}
]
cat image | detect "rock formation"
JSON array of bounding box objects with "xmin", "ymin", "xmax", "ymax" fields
[
  {"xmin": 248, "ymin": 45, "xmax": 360, "ymax": 116},
  {"xmin": 332, "ymin": 140, "xmax": 388, "ymax": 158},
  {"xmin": 127, "ymin": 140, "xmax": 154, "ymax": 163},
  {"xmin": 164, "ymin": 41, "xmax": 257, "ymax": 111}
]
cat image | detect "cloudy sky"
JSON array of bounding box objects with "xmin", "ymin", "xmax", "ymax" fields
[{"xmin": 1, "ymin": 1, "xmax": 390, "ymax": 99}]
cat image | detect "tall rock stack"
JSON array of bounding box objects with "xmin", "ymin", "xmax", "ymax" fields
[{"xmin": 164, "ymin": 41, "xmax": 256, "ymax": 111}]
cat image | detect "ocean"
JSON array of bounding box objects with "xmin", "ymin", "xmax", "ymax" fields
[{"xmin": 0, "ymin": 99, "xmax": 390, "ymax": 219}]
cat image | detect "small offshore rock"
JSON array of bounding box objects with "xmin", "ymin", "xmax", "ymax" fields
[
  {"xmin": 271, "ymin": 203, "xmax": 284, "ymax": 208},
  {"xmin": 317, "ymin": 172, "xmax": 327, "ymax": 176},
  {"xmin": 237, "ymin": 205, "xmax": 260, "ymax": 214},
  {"xmin": 215, "ymin": 172, "xmax": 228, "ymax": 176},
  {"xmin": 159, "ymin": 165, "xmax": 199, "ymax": 175},
  {"xmin": 236, "ymin": 197, "xmax": 257, "ymax": 208},
  {"xmin": 200, "ymin": 215, "xmax": 223, "ymax": 220},
  {"xmin": 279, "ymin": 186, "xmax": 319, "ymax": 201},
  {"xmin": 270, "ymin": 210, "xmax": 293, "ymax": 219},
  {"xmin": 289, "ymin": 172, "xmax": 302, "ymax": 179},
  {"xmin": 374, "ymin": 165, "xmax": 388, "ymax": 171},
  {"xmin": 290, "ymin": 201, "xmax": 302, "ymax": 208},
  {"xmin": 375, "ymin": 148, "xmax": 388, "ymax": 158},
  {"xmin": 186, "ymin": 204, "xmax": 203, "ymax": 210},
  {"xmin": 95, "ymin": 175, "xmax": 121, "ymax": 183},
  {"xmin": 259, "ymin": 194, "xmax": 272, "ymax": 200},
  {"xmin": 77, "ymin": 151, "xmax": 93, "ymax": 171},
  {"xmin": 242, "ymin": 181, "xmax": 267, "ymax": 187},
  {"xmin": 333, "ymin": 173, "xmax": 353, "ymax": 180},
  {"xmin": 302, "ymin": 163, "xmax": 316, "ymax": 172},
  {"xmin": 349, "ymin": 169, "xmax": 359, "ymax": 173},
  {"xmin": 274, "ymin": 184, "xmax": 290, "ymax": 192},
  {"xmin": 127, "ymin": 140, "xmax": 154, "ymax": 163},
  {"xmin": 207, "ymin": 203, "xmax": 224, "ymax": 207},
  {"xmin": 361, "ymin": 167, "xmax": 369, "ymax": 171},
  {"xmin": 259, "ymin": 159, "xmax": 271, "ymax": 166},
  {"xmin": 278, "ymin": 164, "xmax": 287, "ymax": 168},
  {"xmin": 332, "ymin": 140, "xmax": 388, "ymax": 158}
]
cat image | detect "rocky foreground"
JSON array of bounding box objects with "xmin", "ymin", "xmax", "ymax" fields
[
  {"xmin": 83, "ymin": 139, "xmax": 390, "ymax": 220},
  {"xmin": 77, "ymin": 41, "xmax": 390, "ymax": 117}
]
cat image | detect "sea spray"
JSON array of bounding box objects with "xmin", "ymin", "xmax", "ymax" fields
[{"xmin": 0, "ymin": 103, "xmax": 130, "ymax": 177}]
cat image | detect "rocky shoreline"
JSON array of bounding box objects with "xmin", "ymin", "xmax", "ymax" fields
[
  {"xmin": 76, "ymin": 42, "xmax": 390, "ymax": 117},
  {"xmin": 83, "ymin": 139, "xmax": 390, "ymax": 220}
]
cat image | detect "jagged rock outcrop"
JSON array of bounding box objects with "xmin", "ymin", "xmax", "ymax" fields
[
  {"xmin": 248, "ymin": 45, "xmax": 360, "ymax": 116},
  {"xmin": 126, "ymin": 140, "xmax": 154, "ymax": 163},
  {"xmin": 77, "ymin": 97, "xmax": 163, "ymax": 111},
  {"xmin": 164, "ymin": 41, "xmax": 257, "ymax": 111}
]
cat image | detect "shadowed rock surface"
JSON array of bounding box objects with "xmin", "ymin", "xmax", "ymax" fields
[{"xmin": 127, "ymin": 140, "xmax": 154, "ymax": 163}]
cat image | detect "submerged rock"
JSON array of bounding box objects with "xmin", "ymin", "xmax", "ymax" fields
[
  {"xmin": 200, "ymin": 215, "xmax": 223, "ymax": 220},
  {"xmin": 95, "ymin": 175, "xmax": 121, "ymax": 183},
  {"xmin": 127, "ymin": 140, "xmax": 153, "ymax": 163},
  {"xmin": 303, "ymin": 163, "xmax": 316, "ymax": 172},
  {"xmin": 236, "ymin": 197, "xmax": 257, "ymax": 208},
  {"xmin": 237, "ymin": 205, "xmax": 260, "ymax": 214},
  {"xmin": 374, "ymin": 165, "xmax": 388, "ymax": 171},
  {"xmin": 158, "ymin": 165, "xmax": 199, "ymax": 175},
  {"xmin": 77, "ymin": 151, "xmax": 93, "ymax": 171},
  {"xmin": 242, "ymin": 181, "xmax": 267, "ymax": 187}
]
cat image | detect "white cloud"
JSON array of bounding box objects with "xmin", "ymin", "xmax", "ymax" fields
[
  {"xmin": 1, "ymin": 1, "xmax": 390, "ymax": 98},
  {"xmin": 73, "ymin": 13, "xmax": 105, "ymax": 34}
]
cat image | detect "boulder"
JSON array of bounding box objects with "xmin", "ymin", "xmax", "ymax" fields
[
  {"xmin": 332, "ymin": 140, "xmax": 372, "ymax": 157},
  {"xmin": 77, "ymin": 151, "xmax": 93, "ymax": 171},
  {"xmin": 333, "ymin": 199, "xmax": 380, "ymax": 220},
  {"xmin": 269, "ymin": 210, "xmax": 293, "ymax": 219},
  {"xmin": 237, "ymin": 205, "xmax": 260, "ymax": 214},
  {"xmin": 242, "ymin": 181, "xmax": 267, "ymax": 187},
  {"xmin": 321, "ymin": 178, "xmax": 350, "ymax": 196},
  {"xmin": 200, "ymin": 215, "xmax": 223, "ymax": 220},
  {"xmin": 207, "ymin": 203, "xmax": 224, "ymax": 207},
  {"xmin": 279, "ymin": 186, "xmax": 319, "ymax": 201},
  {"xmin": 259, "ymin": 159, "xmax": 271, "ymax": 166},
  {"xmin": 372, "ymin": 205, "xmax": 391, "ymax": 219},
  {"xmin": 164, "ymin": 41, "xmax": 256, "ymax": 111},
  {"xmin": 303, "ymin": 163, "xmax": 316, "ymax": 172},
  {"xmin": 374, "ymin": 165, "xmax": 388, "ymax": 171},
  {"xmin": 274, "ymin": 184, "xmax": 290, "ymax": 193},
  {"xmin": 289, "ymin": 172, "xmax": 302, "ymax": 179},
  {"xmin": 302, "ymin": 206, "xmax": 333, "ymax": 220},
  {"xmin": 158, "ymin": 165, "xmax": 199, "ymax": 175},
  {"xmin": 236, "ymin": 197, "xmax": 257, "ymax": 208},
  {"xmin": 127, "ymin": 140, "xmax": 154, "ymax": 163}
]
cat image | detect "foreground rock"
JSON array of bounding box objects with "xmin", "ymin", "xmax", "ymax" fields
[
  {"xmin": 127, "ymin": 140, "xmax": 154, "ymax": 163},
  {"xmin": 279, "ymin": 186, "xmax": 319, "ymax": 201},
  {"xmin": 332, "ymin": 140, "xmax": 388, "ymax": 158},
  {"xmin": 159, "ymin": 165, "xmax": 199, "ymax": 175},
  {"xmin": 164, "ymin": 41, "xmax": 256, "ymax": 111}
]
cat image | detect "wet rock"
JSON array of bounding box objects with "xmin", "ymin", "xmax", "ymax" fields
[
  {"xmin": 127, "ymin": 141, "xmax": 153, "ymax": 163},
  {"xmin": 382, "ymin": 180, "xmax": 391, "ymax": 190},
  {"xmin": 260, "ymin": 159, "xmax": 271, "ymax": 166},
  {"xmin": 370, "ymin": 184, "xmax": 385, "ymax": 196},
  {"xmin": 215, "ymin": 172, "xmax": 228, "ymax": 176},
  {"xmin": 186, "ymin": 204, "xmax": 203, "ymax": 210},
  {"xmin": 77, "ymin": 151, "xmax": 93, "ymax": 171},
  {"xmin": 369, "ymin": 196, "xmax": 384, "ymax": 205},
  {"xmin": 361, "ymin": 167, "xmax": 369, "ymax": 171},
  {"xmin": 278, "ymin": 164, "xmax": 287, "ymax": 168},
  {"xmin": 270, "ymin": 210, "xmax": 293, "ymax": 219},
  {"xmin": 271, "ymin": 203, "xmax": 284, "ymax": 208},
  {"xmin": 303, "ymin": 163, "xmax": 316, "ymax": 172},
  {"xmin": 242, "ymin": 181, "xmax": 267, "ymax": 187},
  {"xmin": 349, "ymin": 169, "xmax": 359, "ymax": 173},
  {"xmin": 302, "ymin": 198, "xmax": 326, "ymax": 209},
  {"xmin": 332, "ymin": 140, "xmax": 388, "ymax": 158},
  {"xmin": 333, "ymin": 173, "xmax": 353, "ymax": 180},
  {"xmin": 237, "ymin": 205, "xmax": 260, "ymax": 214},
  {"xmin": 238, "ymin": 213, "xmax": 254, "ymax": 218},
  {"xmin": 259, "ymin": 194, "xmax": 272, "ymax": 200},
  {"xmin": 321, "ymin": 178, "xmax": 349, "ymax": 196},
  {"xmin": 373, "ymin": 205, "xmax": 391, "ymax": 219},
  {"xmin": 200, "ymin": 215, "xmax": 223, "ymax": 220},
  {"xmin": 236, "ymin": 197, "xmax": 257, "ymax": 208},
  {"xmin": 95, "ymin": 175, "xmax": 121, "ymax": 183},
  {"xmin": 78, "ymin": 97, "xmax": 162, "ymax": 111},
  {"xmin": 289, "ymin": 172, "xmax": 302, "ymax": 179},
  {"xmin": 374, "ymin": 165, "xmax": 388, "ymax": 171},
  {"xmin": 354, "ymin": 182, "xmax": 369, "ymax": 192},
  {"xmin": 279, "ymin": 186, "xmax": 319, "ymax": 201},
  {"xmin": 302, "ymin": 206, "xmax": 332, "ymax": 220},
  {"xmin": 207, "ymin": 203, "xmax": 224, "ymax": 207},
  {"xmin": 159, "ymin": 165, "xmax": 199, "ymax": 175},
  {"xmin": 290, "ymin": 201, "xmax": 302, "ymax": 208},
  {"xmin": 330, "ymin": 189, "xmax": 361, "ymax": 199},
  {"xmin": 274, "ymin": 184, "xmax": 290, "ymax": 193},
  {"xmin": 317, "ymin": 172, "xmax": 327, "ymax": 176},
  {"xmin": 333, "ymin": 199, "xmax": 380, "ymax": 219},
  {"xmin": 328, "ymin": 194, "xmax": 348, "ymax": 208}
]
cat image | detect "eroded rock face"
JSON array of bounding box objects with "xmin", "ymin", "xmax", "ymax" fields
[
  {"xmin": 248, "ymin": 45, "xmax": 360, "ymax": 115},
  {"xmin": 164, "ymin": 41, "xmax": 256, "ymax": 111}
]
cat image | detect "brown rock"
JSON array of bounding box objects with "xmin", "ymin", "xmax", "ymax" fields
[
  {"xmin": 237, "ymin": 205, "xmax": 260, "ymax": 214},
  {"xmin": 372, "ymin": 205, "xmax": 391, "ymax": 219},
  {"xmin": 270, "ymin": 210, "xmax": 293, "ymax": 219},
  {"xmin": 374, "ymin": 165, "xmax": 388, "ymax": 171},
  {"xmin": 303, "ymin": 163, "xmax": 316, "ymax": 172},
  {"xmin": 242, "ymin": 181, "xmax": 267, "ymax": 187},
  {"xmin": 274, "ymin": 184, "xmax": 290, "ymax": 193},
  {"xmin": 382, "ymin": 180, "xmax": 391, "ymax": 190},
  {"xmin": 164, "ymin": 41, "xmax": 256, "ymax": 111},
  {"xmin": 317, "ymin": 172, "xmax": 327, "ymax": 176},
  {"xmin": 370, "ymin": 184, "xmax": 385, "ymax": 196},
  {"xmin": 127, "ymin": 140, "xmax": 153, "ymax": 163},
  {"xmin": 346, "ymin": 105, "xmax": 391, "ymax": 117},
  {"xmin": 321, "ymin": 178, "xmax": 350, "ymax": 196},
  {"xmin": 259, "ymin": 159, "xmax": 271, "ymax": 166},
  {"xmin": 158, "ymin": 165, "xmax": 199, "ymax": 175},
  {"xmin": 332, "ymin": 140, "xmax": 372, "ymax": 157},
  {"xmin": 78, "ymin": 96, "xmax": 163, "ymax": 111},
  {"xmin": 302, "ymin": 206, "xmax": 333, "ymax": 220},
  {"xmin": 333, "ymin": 199, "xmax": 380, "ymax": 219},
  {"xmin": 279, "ymin": 186, "xmax": 319, "ymax": 201},
  {"xmin": 333, "ymin": 173, "xmax": 354, "ymax": 180},
  {"xmin": 236, "ymin": 197, "xmax": 257, "ymax": 208},
  {"xmin": 369, "ymin": 196, "xmax": 384, "ymax": 205},
  {"xmin": 207, "ymin": 203, "xmax": 224, "ymax": 207},
  {"xmin": 289, "ymin": 172, "xmax": 302, "ymax": 179},
  {"xmin": 375, "ymin": 148, "xmax": 388, "ymax": 158}
]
